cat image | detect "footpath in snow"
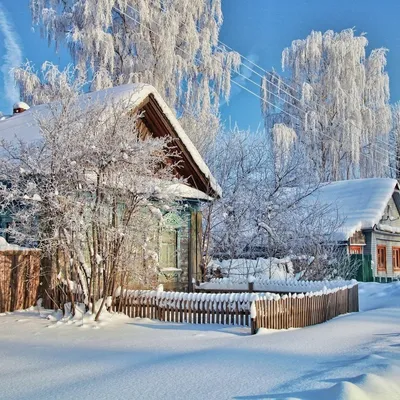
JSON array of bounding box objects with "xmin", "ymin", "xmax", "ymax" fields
[{"xmin": 0, "ymin": 282, "xmax": 399, "ymax": 400}]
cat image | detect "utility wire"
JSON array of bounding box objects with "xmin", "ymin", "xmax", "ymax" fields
[{"xmin": 120, "ymin": 3, "xmax": 398, "ymax": 173}]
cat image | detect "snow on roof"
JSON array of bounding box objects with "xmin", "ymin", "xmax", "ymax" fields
[
  {"xmin": 0, "ymin": 83, "xmax": 221, "ymax": 197},
  {"xmin": 168, "ymin": 183, "xmax": 214, "ymax": 201},
  {"xmin": 312, "ymin": 178, "xmax": 399, "ymax": 241}
]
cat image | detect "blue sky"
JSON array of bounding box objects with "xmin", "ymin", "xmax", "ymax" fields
[{"xmin": 1, "ymin": 0, "xmax": 400, "ymax": 130}]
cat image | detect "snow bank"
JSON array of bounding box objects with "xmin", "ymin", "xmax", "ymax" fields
[
  {"xmin": 0, "ymin": 237, "xmax": 38, "ymax": 251},
  {"xmin": 0, "ymin": 282, "xmax": 397, "ymax": 400},
  {"xmin": 46, "ymin": 301, "xmax": 130, "ymax": 329},
  {"xmin": 359, "ymin": 281, "xmax": 400, "ymax": 311}
]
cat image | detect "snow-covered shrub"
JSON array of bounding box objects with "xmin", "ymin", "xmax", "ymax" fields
[{"xmin": 202, "ymin": 128, "xmax": 349, "ymax": 281}]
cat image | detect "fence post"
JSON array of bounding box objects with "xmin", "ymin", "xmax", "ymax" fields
[
  {"xmin": 251, "ymin": 317, "xmax": 257, "ymax": 334},
  {"xmin": 248, "ymin": 282, "xmax": 254, "ymax": 293},
  {"xmin": 250, "ymin": 300, "xmax": 257, "ymax": 334}
]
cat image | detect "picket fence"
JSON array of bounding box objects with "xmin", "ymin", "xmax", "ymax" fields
[
  {"xmin": 52, "ymin": 281, "xmax": 358, "ymax": 334},
  {"xmin": 109, "ymin": 283, "xmax": 358, "ymax": 333},
  {"xmin": 112, "ymin": 290, "xmax": 253, "ymax": 327},
  {"xmin": 251, "ymin": 284, "xmax": 359, "ymax": 333}
]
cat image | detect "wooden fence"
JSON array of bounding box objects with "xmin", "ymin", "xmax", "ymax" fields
[
  {"xmin": 50, "ymin": 284, "xmax": 359, "ymax": 334},
  {"xmin": 111, "ymin": 291, "xmax": 253, "ymax": 326},
  {"xmin": 252, "ymin": 284, "xmax": 359, "ymax": 333},
  {"xmin": 109, "ymin": 285, "xmax": 358, "ymax": 333},
  {"xmin": 0, "ymin": 249, "xmax": 41, "ymax": 312}
]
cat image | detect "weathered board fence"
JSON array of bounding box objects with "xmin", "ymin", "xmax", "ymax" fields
[
  {"xmin": 111, "ymin": 283, "xmax": 358, "ymax": 333},
  {"xmin": 0, "ymin": 249, "xmax": 41, "ymax": 312},
  {"xmin": 112, "ymin": 291, "xmax": 253, "ymax": 326},
  {"xmin": 252, "ymin": 284, "xmax": 359, "ymax": 333},
  {"xmin": 50, "ymin": 282, "xmax": 359, "ymax": 334}
]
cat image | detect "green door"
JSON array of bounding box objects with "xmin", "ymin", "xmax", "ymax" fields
[{"xmin": 351, "ymin": 254, "xmax": 373, "ymax": 282}]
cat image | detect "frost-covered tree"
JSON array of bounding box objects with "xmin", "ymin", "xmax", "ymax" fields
[
  {"xmin": 391, "ymin": 102, "xmax": 400, "ymax": 179},
  {"xmin": 202, "ymin": 128, "xmax": 350, "ymax": 280},
  {"xmin": 18, "ymin": 0, "xmax": 240, "ymax": 150},
  {"xmin": 261, "ymin": 29, "xmax": 392, "ymax": 181},
  {"xmin": 0, "ymin": 88, "xmax": 181, "ymax": 320}
]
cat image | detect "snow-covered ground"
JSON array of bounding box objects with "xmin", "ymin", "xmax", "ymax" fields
[{"xmin": 0, "ymin": 282, "xmax": 399, "ymax": 400}]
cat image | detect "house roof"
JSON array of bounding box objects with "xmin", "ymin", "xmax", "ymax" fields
[
  {"xmin": 311, "ymin": 178, "xmax": 400, "ymax": 241},
  {"xmin": 0, "ymin": 84, "xmax": 221, "ymax": 199}
]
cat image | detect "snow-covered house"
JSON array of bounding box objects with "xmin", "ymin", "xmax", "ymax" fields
[
  {"xmin": 313, "ymin": 178, "xmax": 400, "ymax": 281},
  {"xmin": 0, "ymin": 84, "xmax": 221, "ymax": 291}
]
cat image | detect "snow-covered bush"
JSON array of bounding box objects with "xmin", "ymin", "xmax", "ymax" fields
[{"xmin": 202, "ymin": 128, "xmax": 350, "ymax": 281}]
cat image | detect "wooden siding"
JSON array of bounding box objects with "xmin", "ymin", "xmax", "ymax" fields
[
  {"xmin": 0, "ymin": 250, "xmax": 41, "ymax": 312},
  {"xmin": 141, "ymin": 96, "xmax": 217, "ymax": 197},
  {"xmin": 371, "ymin": 231, "xmax": 400, "ymax": 278},
  {"xmin": 364, "ymin": 194, "xmax": 400, "ymax": 278}
]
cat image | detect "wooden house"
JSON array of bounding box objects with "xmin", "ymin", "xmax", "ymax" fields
[
  {"xmin": 313, "ymin": 178, "xmax": 400, "ymax": 281},
  {"xmin": 0, "ymin": 84, "xmax": 221, "ymax": 292}
]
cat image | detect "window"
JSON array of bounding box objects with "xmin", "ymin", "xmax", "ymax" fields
[
  {"xmin": 350, "ymin": 245, "xmax": 362, "ymax": 254},
  {"xmin": 377, "ymin": 245, "xmax": 387, "ymax": 272},
  {"xmin": 159, "ymin": 212, "xmax": 183, "ymax": 271},
  {"xmin": 393, "ymin": 247, "xmax": 400, "ymax": 272},
  {"xmin": 160, "ymin": 229, "xmax": 177, "ymax": 269}
]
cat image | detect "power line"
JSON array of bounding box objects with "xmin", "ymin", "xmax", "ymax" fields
[
  {"xmin": 125, "ymin": 2, "xmax": 396, "ymax": 163},
  {"xmin": 120, "ymin": 3, "xmax": 398, "ymax": 173},
  {"xmin": 115, "ymin": 6, "xmax": 303, "ymax": 125}
]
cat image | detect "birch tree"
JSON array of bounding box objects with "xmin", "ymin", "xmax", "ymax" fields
[
  {"xmin": 0, "ymin": 88, "xmax": 181, "ymax": 320},
  {"xmin": 261, "ymin": 29, "xmax": 392, "ymax": 181},
  {"xmin": 18, "ymin": 0, "xmax": 240, "ymax": 150},
  {"xmin": 391, "ymin": 102, "xmax": 400, "ymax": 179}
]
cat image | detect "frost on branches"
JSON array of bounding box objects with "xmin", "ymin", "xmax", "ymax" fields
[
  {"xmin": 202, "ymin": 129, "xmax": 353, "ymax": 280},
  {"xmin": 391, "ymin": 102, "xmax": 400, "ymax": 179},
  {"xmin": 21, "ymin": 0, "xmax": 241, "ymax": 150},
  {"xmin": 261, "ymin": 29, "xmax": 392, "ymax": 181},
  {"xmin": 0, "ymin": 89, "xmax": 181, "ymax": 320}
]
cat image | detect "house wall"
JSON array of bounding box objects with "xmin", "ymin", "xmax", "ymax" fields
[
  {"xmin": 366, "ymin": 231, "xmax": 400, "ymax": 278},
  {"xmin": 362, "ymin": 195, "xmax": 400, "ymax": 279},
  {"xmin": 364, "ymin": 231, "xmax": 372, "ymax": 255}
]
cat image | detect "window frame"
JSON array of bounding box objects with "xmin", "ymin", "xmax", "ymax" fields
[
  {"xmin": 349, "ymin": 245, "xmax": 362, "ymax": 255},
  {"xmin": 377, "ymin": 245, "xmax": 387, "ymax": 272},
  {"xmin": 392, "ymin": 247, "xmax": 400, "ymax": 272}
]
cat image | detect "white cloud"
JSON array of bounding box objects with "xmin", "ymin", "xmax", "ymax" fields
[{"xmin": 0, "ymin": 3, "xmax": 23, "ymax": 108}]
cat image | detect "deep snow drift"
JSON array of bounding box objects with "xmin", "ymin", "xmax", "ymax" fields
[{"xmin": 0, "ymin": 282, "xmax": 399, "ymax": 400}]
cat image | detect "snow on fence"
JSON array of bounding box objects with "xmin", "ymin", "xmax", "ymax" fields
[
  {"xmin": 112, "ymin": 290, "xmax": 254, "ymax": 327},
  {"xmin": 198, "ymin": 277, "xmax": 356, "ymax": 293},
  {"xmin": 51, "ymin": 281, "xmax": 359, "ymax": 334},
  {"xmin": 112, "ymin": 281, "xmax": 358, "ymax": 333},
  {"xmin": 251, "ymin": 283, "xmax": 359, "ymax": 333}
]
